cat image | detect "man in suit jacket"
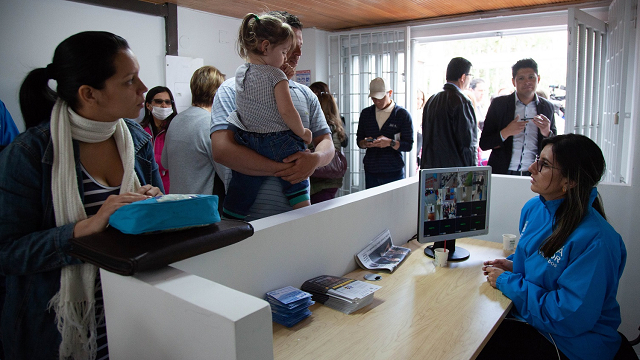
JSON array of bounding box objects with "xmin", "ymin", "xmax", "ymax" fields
[
  {"xmin": 479, "ymin": 58, "xmax": 557, "ymax": 175},
  {"xmin": 421, "ymin": 57, "xmax": 477, "ymax": 168}
]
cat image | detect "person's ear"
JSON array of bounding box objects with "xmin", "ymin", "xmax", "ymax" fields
[
  {"xmin": 260, "ymin": 40, "xmax": 270, "ymax": 55},
  {"xmin": 537, "ymin": 75, "xmax": 541, "ymax": 83},
  {"xmin": 512, "ymin": 77, "xmax": 516, "ymax": 87},
  {"xmin": 388, "ymin": 89, "xmax": 393, "ymax": 97},
  {"xmin": 562, "ymin": 178, "xmax": 577, "ymax": 192},
  {"xmin": 77, "ymin": 85, "xmax": 97, "ymax": 108}
]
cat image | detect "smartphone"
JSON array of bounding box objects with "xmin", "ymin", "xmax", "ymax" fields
[{"xmin": 366, "ymin": 138, "xmax": 374, "ymax": 142}]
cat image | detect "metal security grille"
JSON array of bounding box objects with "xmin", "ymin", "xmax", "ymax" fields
[
  {"xmin": 328, "ymin": 30, "xmax": 407, "ymax": 196},
  {"xmin": 566, "ymin": 0, "xmax": 638, "ymax": 183},
  {"xmin": 601, "ymin": 0, "xmax": 636, "ymax": 183}
]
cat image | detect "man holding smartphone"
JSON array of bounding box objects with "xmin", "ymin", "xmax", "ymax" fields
[
  {"xmin": 356, "ymin": 77, "xmax": 413, "ymax": 189},
  {"xmin": 479, "ymin": 58, "xmax": 557, "ymax": 175}
]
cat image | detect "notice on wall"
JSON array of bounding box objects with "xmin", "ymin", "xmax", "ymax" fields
[{"xmin": 295, "ymin": 70, "xmax": 311, "ymax": 86}]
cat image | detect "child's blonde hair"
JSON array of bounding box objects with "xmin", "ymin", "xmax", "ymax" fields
[{"xmin": 238, "ymin": 13, "xmax": 294, "ymax": 59}]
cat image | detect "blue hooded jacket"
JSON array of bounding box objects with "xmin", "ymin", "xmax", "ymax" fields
[{"xmin": 497, "ymin": 188, "xmax": 626, "ymax": 360}]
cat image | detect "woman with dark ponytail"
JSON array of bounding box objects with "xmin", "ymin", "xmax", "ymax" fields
[
  {"xmin": 0, "ymin": 31, "xmax": 163, "ymax": 359},
  {"xmin": 480, "ymin": 134, "xmax": 627, "ymax": 360}
]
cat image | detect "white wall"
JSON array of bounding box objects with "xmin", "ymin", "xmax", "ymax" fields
[
  {"xmin": 172, "ymin": 177, "xmax": 418, "ymax": 298},
  {"xmin": 176, "ymin": 8, "xmax": 243, "ymax": 79},
  {"xmin": 0, "ymin": 0, "xmax": 166, "ymax": 131},
  {"xmin": 177, "ymin": 8, "xmax": 331, "ymax": 85},
  {"xmin": 296, "ymin": 28, "xmax": 330, "ymax": 84}
]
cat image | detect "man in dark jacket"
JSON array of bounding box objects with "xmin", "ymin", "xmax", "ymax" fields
[
  {"xmin": 421, "ymin": 57, "xmax": 477, "ymax": 168},
  {"xmin": 356, "ymin": 77, "xmax": 413, "ymax": 189},
  {"xmin": 479, "ymin": 58, "xmax": 556, "ymax": 175}
]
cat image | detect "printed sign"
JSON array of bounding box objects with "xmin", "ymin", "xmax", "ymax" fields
[{"xmin": 295, "ymin": 70, "xmax": 311, "ymax": 86}]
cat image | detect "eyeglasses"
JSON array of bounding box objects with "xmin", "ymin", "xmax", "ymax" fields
[
  {"xmin": 534, "ymin": 155, "xmax": 559, "ymax": 172},
  {"xmin": 152, "ymin": 99, "xmax": 172, "ymax": 105},
  {"xmin": 466, "ymin": 73, "xmax": 474, "ymax": 78}
]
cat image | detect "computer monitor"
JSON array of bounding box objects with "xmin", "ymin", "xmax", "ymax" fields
[{"xmin": 417, "ymin": 166, "xmax": 491, "ymax": 261}]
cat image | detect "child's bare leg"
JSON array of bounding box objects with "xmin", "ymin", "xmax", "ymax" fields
[{"xmin": 293, "ymin": 200, "xmax": 311, "ymax": 209}]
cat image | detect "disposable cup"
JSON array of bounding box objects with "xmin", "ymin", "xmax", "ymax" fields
[
  {"xmin": 503, "ymin": 234, "xmax": 517, "ymax": 251},
  {"xmin": 433, "ymin": 248, "xmax": 449, "ymax": 267}
]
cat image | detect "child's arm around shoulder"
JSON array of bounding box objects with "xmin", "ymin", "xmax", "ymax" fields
[{"xmin": 274, "ymin": 80, "xmax": 312, "ymax": 144}]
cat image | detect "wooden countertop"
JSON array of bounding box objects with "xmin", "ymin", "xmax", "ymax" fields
[{"xmin": 273, "ymin": 238, "xmax": 513, "ymax": 360}]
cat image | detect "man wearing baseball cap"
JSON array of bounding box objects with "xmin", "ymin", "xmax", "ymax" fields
[{"xmin": 356, "ymin": 77, "xmax": 413, "ymax": 189}]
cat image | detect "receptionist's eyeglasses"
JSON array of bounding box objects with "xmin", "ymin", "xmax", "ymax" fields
[{"xmin": 534, "ymin": 155, "xmax": 560, "ymax": 173}]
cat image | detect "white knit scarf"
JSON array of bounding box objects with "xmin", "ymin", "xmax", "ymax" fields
[{"xmin": 48, "ymin": 99, "xmax": 140, "ymax": 360}]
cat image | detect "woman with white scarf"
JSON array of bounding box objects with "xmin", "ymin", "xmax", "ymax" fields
[{"xmin": 0, "ymin": 31, "xmax": 163, "ymax": 360}]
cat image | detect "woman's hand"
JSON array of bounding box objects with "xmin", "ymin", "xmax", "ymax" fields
[
  {"xmin": 136, "ymin": 184, "xmax": 163, "ymax": 197},
  {"xmin": 482, "ymin": 259, "xmax": 513, "ymax": 288},
  {"xmin": 72, "ymin": 188, "xmax": 158, "ymax": 238},
  {"xmin": 485, "ymin": 266, "xmax": 504, "ymax": 288},
  {"xmin": 483, "ymin": 258, "xmax": 513, "ymax": 272}
]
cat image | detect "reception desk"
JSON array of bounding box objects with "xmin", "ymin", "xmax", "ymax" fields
[
  {"xmin": 273, "ymin": 238, "xmax": 513, "ymax": 360},
  {"xmin": 100, "ymin": 178, "xmax": 517, "ymax": 360}
]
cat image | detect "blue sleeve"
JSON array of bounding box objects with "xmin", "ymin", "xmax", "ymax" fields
[
  {"xmin": 0, "ymin": 139, "xmax": 79, "ymax": 277},
  {"xmin": 496, "ymin": 240, "xmax": 611, "ymax": 337},
  {"xmin": 0, "ymin": 100, "xmax": 20, "ymax": 147},
  {"xmin": 210, "ymin": 79, "xmax": 237, "ymax": 134},
  {"xmin": 397, "ymin": 108, "xmax": 414, "ymax": 152}
]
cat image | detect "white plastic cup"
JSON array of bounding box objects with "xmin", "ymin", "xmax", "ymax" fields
[
  {"xmin": 502, "ymin": 234, "xmax": 517, "ymax": 251},
  {"xmin": 433, "ymin": 248, "xmax": 449, "ymax": 267}
]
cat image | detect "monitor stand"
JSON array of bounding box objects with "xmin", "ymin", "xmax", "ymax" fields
[{"xmin": 424, "ymin": 239, "xmax": 470, "ymax": 261}]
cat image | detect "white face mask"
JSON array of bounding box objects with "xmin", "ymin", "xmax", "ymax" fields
[{"xmin": 151, "ymin": 106, "xmax": 173, "ymax": 120}]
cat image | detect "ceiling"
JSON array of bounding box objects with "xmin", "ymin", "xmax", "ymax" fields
[{"xmin": 144, "ymin": 0, "xmax": 603, "ymax": 31}]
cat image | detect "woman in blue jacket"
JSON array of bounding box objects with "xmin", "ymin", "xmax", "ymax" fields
[
  {"xmin": 0, "ymin": 32, "xmax": 163, "ymax": 360},
  {"xmin": 480, "ymin": 134, "xmax": 626, "ymax": 360}
]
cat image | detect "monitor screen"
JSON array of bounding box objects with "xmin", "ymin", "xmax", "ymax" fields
[{"xmin": 417, "ymin": 166, "xmax": 491, "ymax": 260}]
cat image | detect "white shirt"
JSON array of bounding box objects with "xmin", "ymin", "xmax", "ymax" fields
[
  {"xmin": 375, "ymin": 100, "xmax": 395, "ymax": 129},
  {"xmin": 509, "ymin": 94, "xmax": 541, "ymax": 172}
]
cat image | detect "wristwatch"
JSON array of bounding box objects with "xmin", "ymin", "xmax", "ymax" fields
[{"xmin": 390, "ymin": 139, "xmax": 396, "ymax": 148}]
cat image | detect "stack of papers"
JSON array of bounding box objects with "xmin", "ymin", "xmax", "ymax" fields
[
  {"xmin": 301, "ymin": 275, "xmax": 382, "ymax": 314},
  {"xmin": 265, "ymin": 286, "xmax": 314, "ymax": 327}
]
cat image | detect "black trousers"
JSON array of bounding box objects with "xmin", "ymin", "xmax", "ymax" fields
[{"xmin": 476, "ymin": 318, "xmax": 570, "ymax": 360}]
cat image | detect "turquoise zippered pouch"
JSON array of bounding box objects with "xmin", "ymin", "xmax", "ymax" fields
[{"xmin": 109, "ymin": 194, "xmax": 220, "ymax": 234}]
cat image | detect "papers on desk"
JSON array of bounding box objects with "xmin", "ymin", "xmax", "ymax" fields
[
  {"xmin": 355, "ymin": 229, "xmax": 411, "ymax": 273},
  {"xmin": 265, "ymin": 286, "xmax": 314, "ymax": 327},
  {"xmin": 301, "ymin": 275, "xmax": 381, "ymax": 314}
]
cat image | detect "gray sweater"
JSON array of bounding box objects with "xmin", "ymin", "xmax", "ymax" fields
[{"xmin": 162, "ymin": 106, "xmax": 216, "ymax": 195}]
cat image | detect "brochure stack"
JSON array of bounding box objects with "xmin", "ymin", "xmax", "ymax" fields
[{"xmin": 265, "ymin": 286, "xmax": 314, "ymax": 327}]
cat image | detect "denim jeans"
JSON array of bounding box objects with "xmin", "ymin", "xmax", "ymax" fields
[{"xmin": 223, "ymin": 129, "xmax": 309, "ymax": 219}]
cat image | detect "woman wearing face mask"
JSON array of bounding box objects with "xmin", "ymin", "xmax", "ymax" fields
[{"xmin": 141, "ymin": 86, "xmax": 177, "ymax": 193}]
